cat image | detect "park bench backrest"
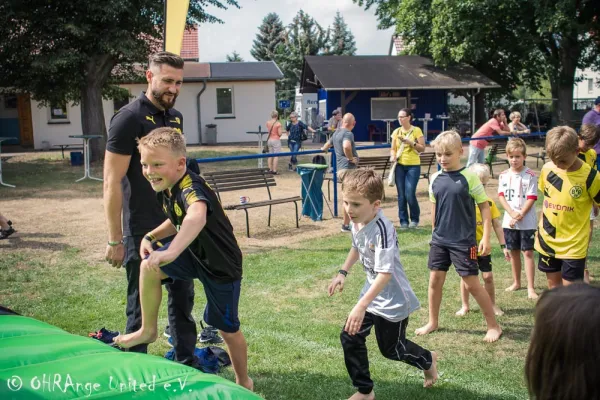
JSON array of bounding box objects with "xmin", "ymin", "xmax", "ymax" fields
[{"xmin": 203, "ymin": 168, "xmax": 275, "ymax": 202}]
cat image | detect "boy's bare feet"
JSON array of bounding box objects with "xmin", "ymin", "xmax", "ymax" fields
[
  {"xmin": 455, "ymin": 307, "xmax": 469, "ymax": 316},
  {"xmin": 415, "ymin": 322, "xmax": 438, "ymax": 336},
  {"xmin": 527, "ymin": 289, "xmax": 538, "ymax": 300},
  {"xmin": 483, "ymin": 326, "xmax": 502, "ymax": 343},
  {"xmin": 348, "ymin": 390, "xmax": 375, "ymax": 400},
  {"xmin": 492, "ymin": 305, "xmax": 504, "ymax": 316},
  {"xmin": 113, "ymin": 330, "xmax": 157, "ymax": 349},
  {"xmin": 505, "ymin": 283, "xmax": 520, "ymax": 292},
  {"xmin": 238, "ymin": 377, "xmax": 253, "ymax": 391},
  {"xmin": 423, "ymin": 351, "xmax": 438, "ymax": 388}
]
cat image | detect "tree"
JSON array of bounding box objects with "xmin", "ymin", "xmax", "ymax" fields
[
  {"xmin": 0, "ymin": 0, "xmax": 239, "ymax": 159},
  {"xmin": 354, "ymin": 0, "xmax": 600, "ymax": 126},
  {"xmin": 250, "ymin": 13, "xmax": 286, "ymax": 61},
  {"xmin": 226, "ymin": 51, "xmax": 244, "ymax": 62},
  {"xmin": 326, "ymin": 12, "xmax": 357, "ymax": 56}
]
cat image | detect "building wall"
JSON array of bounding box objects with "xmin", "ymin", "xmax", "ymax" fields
[
  {"xmin": 28, "ymin": 80, "xmax": 276, "ymax": 149},
  {"xmin": 0, "ymin": 94, "xmax": 19, "ymax": 140},
  {"xmin": 573, "ymin": 68, "xmax": 600, "ymax": 100}
]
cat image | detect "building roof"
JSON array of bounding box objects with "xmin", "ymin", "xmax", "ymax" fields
[
  {"xmin": 181, "ymin": 27, "xmax": 199, "ymax": 61},
  {"xmin": 301, "ymin": 55, "xmax": 500, "ymax": 92},
  {"xmin": 388, "ymin": 35, "xmax": 407, "ymax": 56},
  {"xmin": 181, "ymin": 61, "xmax": 283, "ymax": 82}
]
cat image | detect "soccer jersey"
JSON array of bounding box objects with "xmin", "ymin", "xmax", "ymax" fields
[
  {"xmin": 351, "ymin": 210, "xmax": 420, "ymax": 322},
  {"xmin": 429, "ymin": 168, "xmax": 489, "ymax": 248},
  {"xmin": 159, "ymin": 169, "xmax": 243, "ymax": 282},
  {"xmin": 498, "ymin": 167, "xmax": 538, "ymax": 230},
  {"xmin": 578, "ymin": 149, "xmax": 597, "ymax": 169},
  {"xmin": 476, "ymin": 199, "xmax": 501, "ymax": 244},
  {"xmin": 535, "ymin": 161, "xmax": 600, "ymax": 259}
]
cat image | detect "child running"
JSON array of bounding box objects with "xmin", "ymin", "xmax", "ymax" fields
[
  {"xmin": 415, "ymin": 131, "xmax": 502, "ymax": 342},
  {"xmin": 496, "ymin": 138, "xmax": 539, "ymax": 299},
  {"xmin": 113, "ymin": 127, "xmax": 252, "ymax": 391},
  {"xmin": 328, "ymin": 169, "xmax": 437, "ymax": 400},
  {"xmin": 456, "ymin": 163, "xmax": 509, "ymax": 317}
]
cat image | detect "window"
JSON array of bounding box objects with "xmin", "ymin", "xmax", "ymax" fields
[
  {"xmin": 588, "ymin": 79, "xmax": 594, "ymax": 94},
  {"xmin": 3, "ymin": 94, "xmax": 17, "ymax": 109},
  {"xmin": 216, "ymin": 87, "xmax": 234, "ymax": 117},
  {"xmin": 49, "ymin": 102, "xmax": 69, "ymax": 123}
]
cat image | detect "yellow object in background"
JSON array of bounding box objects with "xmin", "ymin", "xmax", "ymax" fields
[{"xmin": 165, "ymin": 0, "xmax": 190, "ymax": 55}]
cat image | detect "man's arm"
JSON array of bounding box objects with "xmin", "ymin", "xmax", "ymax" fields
[
  {"xmin": 103, "ymin": 151, "xmax": 130, "ymax": 268},
  {"xmin": 343, "ymin": 140, "xmax": 356, "ymax": 163}
]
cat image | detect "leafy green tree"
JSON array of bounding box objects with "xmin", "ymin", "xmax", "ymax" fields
[
  {"xmin": 226, "ymin": 51, "xmax": 244, "ymax": 62},
  {"xmin": 0, "ymin": 0, "xmax": 239, "ymax": 158},
  {"xmin": 326, "ymin": 12, "xmax": 357, "ymax": 56},
  {"xmin": 250, "ymin": 13, "xmax": 286, "ymax": 61}
]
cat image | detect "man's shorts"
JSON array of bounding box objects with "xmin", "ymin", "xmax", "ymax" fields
[
  {"xmin": 504, "ymin": 229, "xmax": 536, "ymax": 251},
  {"xmin": 428, "ymin": 243, "xmax": 479, "ymax": 276},
  {"xmin": 477, "ymin": 254, "xmax": 492, "ymax": 273},
  {"xmin": 152, "ymin": 242, "xmax": 241, "ymax": 333},
  {"xmin": 537, "ymin": 255, "xmax": 586, "ymax": 282}
]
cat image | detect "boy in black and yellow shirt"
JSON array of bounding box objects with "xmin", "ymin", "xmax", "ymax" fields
[
  {"xmin": 536, "ymin": 126, "xmax": 600, "ymax": 288},
  {"xmin": 114, "ymin": 127, "xmax": 252, "ymax": 391}
]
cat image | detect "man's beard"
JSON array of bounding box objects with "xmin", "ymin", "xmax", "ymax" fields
[{"xmin": 152, "ymin": 89, "xmax": 177, "ymax": 110}]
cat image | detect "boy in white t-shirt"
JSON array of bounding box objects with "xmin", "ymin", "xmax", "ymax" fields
[{"xmin": 497, "ymin": 138, "xmax": 539, "ymax": 299}]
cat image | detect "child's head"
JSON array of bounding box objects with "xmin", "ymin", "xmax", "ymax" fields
[
  {"xmin": 341, "ymin": 169, "xmax": 383, "ymax": 224},
  {"xmin": 505, "ymin": 138, "xmax": 527, "ymax": 170},
  {"xmin": 137, "ymin": 127, "xmax": 187, "ymax": 192},
  {"xmin": 545, "ymin": 126, "xmax": 579, "ymax": 170},
  {"xmin": 525, "ymin": 284, "xmax": 600, "ymax": 400},
  {"xmin": 578, "ymin": 124, "xmax": 600, "ymax": 152},
  {"xmin": 431, "ymin": 131, "xmax": 463, "ymax": 171},
  {"xmin": 467, "ymin": 163, "xmax": 491, "ymax": 186}
]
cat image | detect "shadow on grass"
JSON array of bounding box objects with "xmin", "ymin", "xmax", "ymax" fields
[{"xmin": 0, "ymin": 236, "xmax": 69, "ymax": 251}]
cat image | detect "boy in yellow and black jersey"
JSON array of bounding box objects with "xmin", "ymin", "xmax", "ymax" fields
[{"xmin": 535, "ymin": 126, "xmax": 600, "ymax": 288}]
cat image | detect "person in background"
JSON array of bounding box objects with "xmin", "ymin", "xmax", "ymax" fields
[
  {"xmin": 286, "ymin": 111, "xmax": 315, "ymax": 171},
  {"xmin": 581, "ymin": 96, "xmax": 600, "ymax": 170},
  {"xmin": 467, "ymin": 109, "xmax": 511, "ymax": 167},
  {"xmin": 508, "ymin": 111, "xmax": 530, "ymax": 134},
  {"xmin": 266, "ymin": 110, "xmax": 283, "ymax": 175}
]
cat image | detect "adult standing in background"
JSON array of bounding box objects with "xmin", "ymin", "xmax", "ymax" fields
[
  {"xmin": 266, "ymin": 110, "xmax": 283, "ymax": 175},
  {"xmin": 286, "ymin": 111, "xmax": 316, "ymax": 171},
  {"xmin": 103, "ymin": 52, "xmax": 199, "ymax": 366},
  {"xmin": 390, "ymin": 108, "xmax": 426, "ymax": 229},
  {"xmin": 582, "ymin": 96, "xmax": 600, "ymax": 170},
  {"xmin": 467, "ymin": 109, "xmax": 512, "ymax": 167},
  {"xmin": 321, "ymin": 113, "xmax": 358, "ymax": 233}
]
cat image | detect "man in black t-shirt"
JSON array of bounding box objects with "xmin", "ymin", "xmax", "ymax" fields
[{"xmin": 103, "ymin": 52, "xmax": 197, "ymax": 364}]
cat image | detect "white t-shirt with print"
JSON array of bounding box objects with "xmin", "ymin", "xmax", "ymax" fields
[{"xmin": 498, "ymin": 167, "xmax": 538, "ymax": 230}]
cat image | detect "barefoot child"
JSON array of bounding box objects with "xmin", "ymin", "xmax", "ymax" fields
[
  {"xmin": 328, "ymin": 169, "xmax": 437, "ymax": 399},
  {"xmin": 114, "ymin": 128, "xmax": 252, "ymax": 391},
  {"xmin": 577, "ymin": 124, "xmax": 600, "ymax": 283},
  {"xmin": 415, "ymin": 131, "xmax": 502, "ymax": 342},
  {"xmin": 496, "ymin": 138, "xmax": 539, "ymax": 299},
  {"xmin": 456, "ymin": 163, "xmax": 509, "ymax": 317},
  {"xmin": 535, "ymin": 126, "xmax": 600, "ymax": 288}
]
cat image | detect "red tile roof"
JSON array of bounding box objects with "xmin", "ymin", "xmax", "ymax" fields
[{"xmin": 181, "ymin": 26, "xmax": 198, "ymax": 61}]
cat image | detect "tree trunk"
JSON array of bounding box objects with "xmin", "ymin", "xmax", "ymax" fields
[
  {"xmin": 80, "ymin": 54, "xmax": 115, "ymax": 162},
  {"xmin": 475, "ymin": 91, "xmax": 487, "ymax": 128},
  {"xmin": 548, "ymin": 35, "xmax": 579, "ymax": 128}
]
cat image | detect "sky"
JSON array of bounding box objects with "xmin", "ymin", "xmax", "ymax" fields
[{"xmin": 198, "ymin": 0, "xmax": 395, "ymax": 62}]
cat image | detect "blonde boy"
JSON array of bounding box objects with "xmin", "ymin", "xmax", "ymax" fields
[
  {"xmin": 328, "ymin": 169, "xmax": 437, "ymax": 399},
  {"xmin": 535, "ymin": 126, "xmax": 600, "ymax": 288},
  {"xmin": 456, "ymin": 163, "xmax": 509, "ymax": 317},
  {"xmin": 113, "ymin": 128, "xmax": 253, "ymax": 391},
  {"xmin": 497, "ymin": 138, "xmax": 539, "ymax": 299},
  {"xmin": 415, "ymin": 131, "xmax": 502, "ymax": 343}
]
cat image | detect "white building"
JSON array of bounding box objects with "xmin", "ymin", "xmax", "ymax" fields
[{"xmin": 574, "ymin": 68, "xmax": 600, "ymax": 100}]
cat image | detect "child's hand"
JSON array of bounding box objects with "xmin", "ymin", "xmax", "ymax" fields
[
  {"xmin": 139, "ymin": 237, "xmax": 154, "ymax": 259},
  {"xmin": 145, "ymin": 250, "xmax": 173, "ymax": 273},
  {"xmin": 509, "ymin": 218, "xmax": 518, "ymax": 228},
  {"xmin": 478, "ymin": 240, "xmax": 491, "ymax": 256},
  {"xmin": 328, "ymin": 275, "xmax": 345, "ymax": 297},
  {"xmin": 503, "ymin": 248, "xmax": 511, "ymax": 261},
  {"xmin": 344, "ymin": 304, "xmax": 367, "ymax": 335}
]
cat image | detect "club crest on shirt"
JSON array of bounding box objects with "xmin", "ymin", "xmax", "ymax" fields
[
  {"xmin": 569, "ymin": 184, "xmax": 583, "ymax": 199},
  {"xmin": 174, "ymin": 203, "xmax": 183, "ymax": 217}
]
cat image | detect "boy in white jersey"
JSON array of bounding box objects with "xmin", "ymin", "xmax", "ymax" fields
[
  {"xmin": 497, "ymin": 138, "xmax": 539, "ymax": 299},
  {"xmin": 328, "ymin": 169, "xmax": 437, "ymax": 399}
]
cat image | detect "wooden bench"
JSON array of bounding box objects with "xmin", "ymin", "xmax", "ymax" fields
[
  {"xmin": 527, "ymin": 149, "xmax": 546, "ymax": 167},
  {"xmin": 419, "ymin": 152, "xmax": 437, "ymax": 183},
  {"xmin": 203, "ymin": 168, "xmax": 302, "ymax": 238},
  {"xmin": 53, "ymin": 144, "xmax": 83, "ymax": 159},
  {"xmin": 324, "ymin": 156, "xmax": 391, "ymax": 200},
  {"xmin": 486, "ymin": 142, "xmax": 509, "ymax": 178}
]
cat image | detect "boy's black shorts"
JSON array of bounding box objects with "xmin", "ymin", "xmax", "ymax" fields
[
  {"xmin": 504, "ymin": 229, "xmax": 536, "ymax": 251},
  {"xmin": 477, "ymin": 254, "xmax": 492, "ymax": 273},
  {"xmin": 537, "ymin": 255, "xmax": 586, "ymax": 282},
  {"xmin": 428, "ymin": 243, "xmax": 479, "ymax": 276},
  {"xmin": 151, "ymin": 242, "xmax": 241, "ymax": 333}
]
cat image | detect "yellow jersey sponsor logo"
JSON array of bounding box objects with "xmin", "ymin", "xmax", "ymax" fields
[
  {"xmin": 543, "ymin": 200, "xmax": 574, "ymax": 212},
  {"xmin": 170, "ymin": 117, "xmax": 181, "ymax": 124},
  {"xmin": 146, "ymin": 115, "xmax": 156, "ymax": 124}
]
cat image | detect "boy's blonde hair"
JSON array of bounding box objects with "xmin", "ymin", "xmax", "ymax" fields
[
  {"xmin": 137, "ymin": 127, "xmax": 186, "ymax": 157},
  {"xmin": 431, "ymin": 130, "xmax": 462, "ymax": 153},
  {"xmin": 342, "ymin": 169, "xmax": 383, "ymax": 203},
  {"xmin": 545, "ymin": 126, "xmax": 578, "ymax": 161},
  {"xmin": 509, "ymin": 111, "xmax": 522, "ymax": 120},
  {"xmin": 468, "ymin": 163, "xmax": 491, "ymax": 184},
  {"xmin": 506, "ymin": 137, "xmax": 527, "ymax": 157},
  {"xmin": 578, "ymin": 124, "xmax": 600, "ymax": 148}
]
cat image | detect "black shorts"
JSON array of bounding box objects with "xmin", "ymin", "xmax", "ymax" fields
[
  {"xmin": 504, "ymin": 229, "xmax": 536, "ymax": 251},
  {"xmin": 537, "ymin": 255, "xmax": 586, "ymax": 282},
  {"xmin": 477, "ymin": 254, "xmax": 492, "ymax": 273},
  {"xmin": 151, "ymin": 242, "xmax": 241, "ymax": 333},
  {"xmin": 428, "ymin": 243, "xmax": 479, "ymax": 276}
]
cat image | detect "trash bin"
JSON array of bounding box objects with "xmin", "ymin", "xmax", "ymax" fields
[
  {"xmin": 296, "ymin": 163, "xmax": 328, "ymax": 221},
  {"xmin": 70, "ymin": 151, "xmax": 83, "ymax": 166},
  {"xmin": 204, "ymin": 124, "xmax": 217, "ymax": 145}
]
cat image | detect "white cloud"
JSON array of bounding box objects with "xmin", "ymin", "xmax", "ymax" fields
[{"xmin": 198, "ymin": 0, "xmax": 395, "ymax": 62}]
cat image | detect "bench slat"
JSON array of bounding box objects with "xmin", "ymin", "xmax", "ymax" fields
[
  {"xmin": 224, "ymin": 196, "xmax": 302, "ymax": 210},
  {"xmin": 206, "ymin": 182, "xmax": 277, "ymax": 192}
]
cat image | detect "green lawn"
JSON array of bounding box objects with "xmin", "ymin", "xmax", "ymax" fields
[{"xmin": 4, "ymin": 222, "xmax": 597, "ymax": 399}]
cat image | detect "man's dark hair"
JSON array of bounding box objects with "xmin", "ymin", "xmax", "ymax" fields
[
  {"xmin": 149, "ymin": 51, "xmax": 184, "ymax": 70},
  {"xmin": 492, "ymin": 109, "xmax": 505, "ymax": 118}
]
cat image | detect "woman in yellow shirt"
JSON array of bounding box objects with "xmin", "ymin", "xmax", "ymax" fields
[{"xmin": 389, "ymin": 108, "xmax": 426, "ymax": 228}]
